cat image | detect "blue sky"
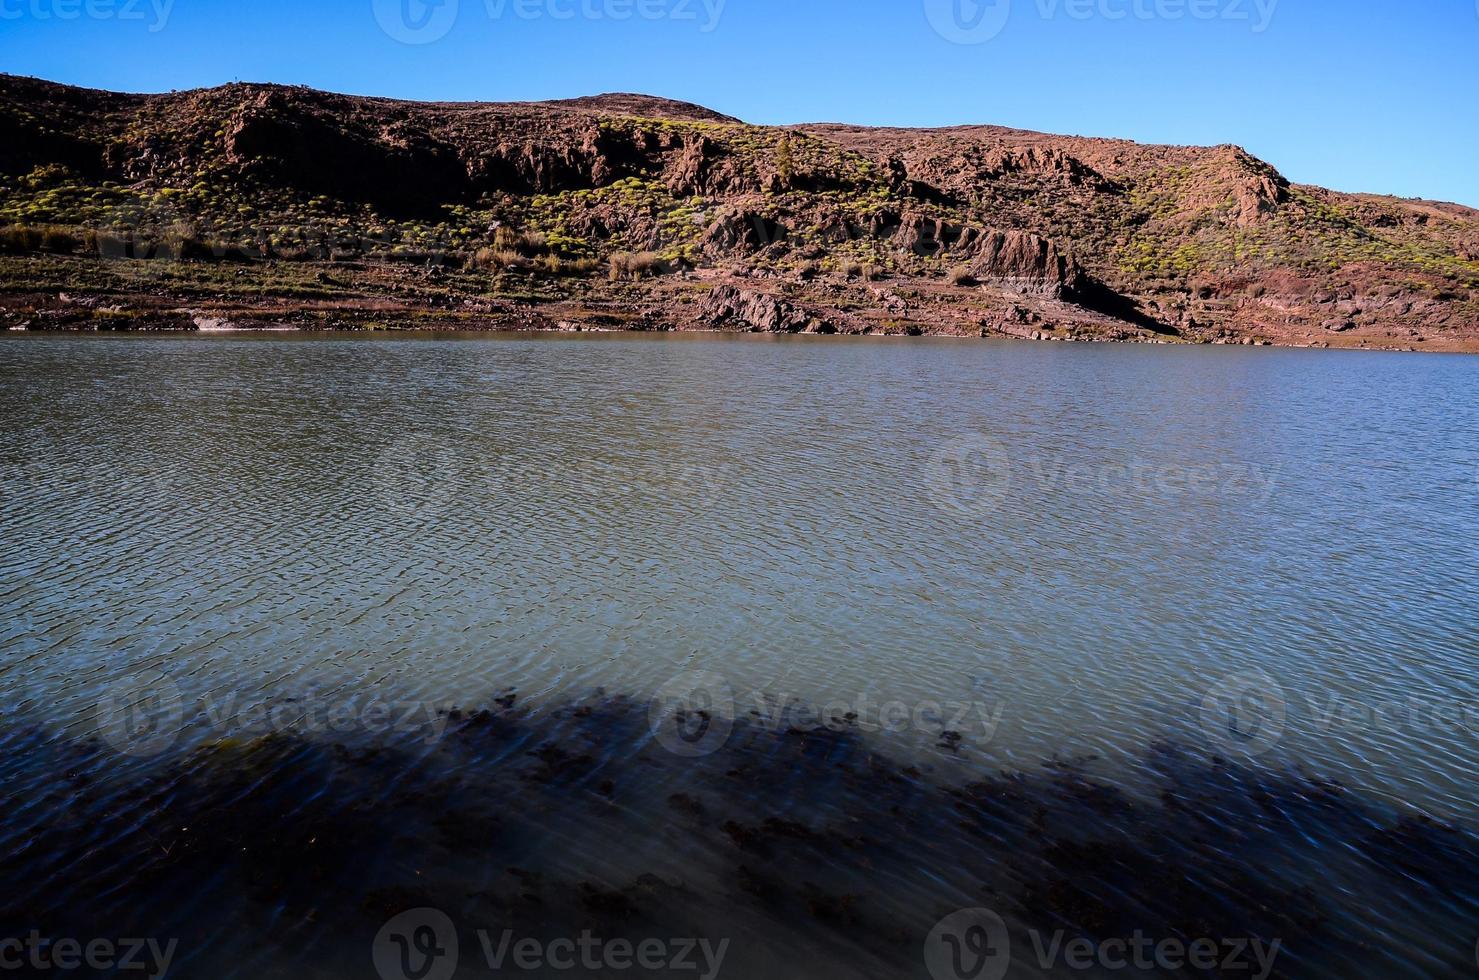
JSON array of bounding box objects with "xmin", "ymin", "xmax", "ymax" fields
[{"xmin": 3, "ymin": 0, "xmax": 1478, "ymax": 205}]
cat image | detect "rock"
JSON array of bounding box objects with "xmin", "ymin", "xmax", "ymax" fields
[
  {"xmin": 664, "ymin": 134, "xmax": 715, "ymax": 196},
  {"xmin": 892, "ymin": 212, "xmax": 954, "ymax": 256},
  {"xmin": 977, "ymin": 146, "xmax": 1112, "ymax": 190},
  {"xmin": 192, "ymin": 315, "xmax": 235, "ymax": 331},
  {"xmin": 868, "ymin": 287, "xmax": 908, "ymax": 314},
  {"xmin": 702, "ymin": 210, "xmax": 788, "ymax": 257},
  {"xmin": 699, "ymin": 285, "xmax": 815, "ymax": 333},
  {"xmin": 663, "ymin": 133, "xmax": 760, "ymax": 197},
  {"xmin": 970, "ymin": 229, "xmax": 1085, "ymax": 299}
]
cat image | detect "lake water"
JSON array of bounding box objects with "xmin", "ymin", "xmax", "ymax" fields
[{"xmin": 1, "ymin": 333, "xmax": 1476, "ymax": 978}]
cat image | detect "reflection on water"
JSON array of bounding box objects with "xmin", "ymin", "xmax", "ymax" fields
[{"xmin": 1, "ymin": 333, "xmax": 1477, "ymax": 978}]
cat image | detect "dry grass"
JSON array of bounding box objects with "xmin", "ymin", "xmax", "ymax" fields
[
  {"xmin": 493, "ymin": 227, "xmax": 548, "ymax": 256},
  {"xmin": 837, "ymin": 259, "xmax": 881, "ymax": 282},
  {"xmin": 609, "ymin": 251, "xmax": 666, "ymax": 281},
  {"xmin": 537, "ymin": 254, "xmax": 599, "ymax": 277},
  {"xmin": 0, "ymin": 223, "xmax": 87, "ymax": 254},
  {"xmin": 472, "ymin": 246, "xmax": 523, "ymax": 270}
]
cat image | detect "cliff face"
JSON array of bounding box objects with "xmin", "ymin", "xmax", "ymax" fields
[{"xmin": 1, "ymin": 74, "xmax": 1476, "ymax": 349}]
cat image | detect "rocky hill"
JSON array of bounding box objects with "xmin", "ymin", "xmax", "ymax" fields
[{"xmin": 2, "ymin": 73, "xmax": 1476, "ymax": 349}]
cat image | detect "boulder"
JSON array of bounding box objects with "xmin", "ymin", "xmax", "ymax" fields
[
  {"xmin": 701, "ymin": 210, "xmax": 788, "ymax": 256},
  {"xmin": 970, "ymin": 229, "xmax": 1084, "ymax": 298},
  {"xmin": 699, "ymin": 285, "xmax": 815, "ymax": 333}
]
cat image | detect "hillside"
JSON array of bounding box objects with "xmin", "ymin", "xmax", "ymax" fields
[{"xmin": 2, "ymin": 74, "xmax": 1477, "ymax": 349}]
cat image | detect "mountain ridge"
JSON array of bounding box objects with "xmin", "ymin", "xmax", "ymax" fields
[{"xmin": 2, "ymin": 73, "xmax": 1476, "ymax": 349}]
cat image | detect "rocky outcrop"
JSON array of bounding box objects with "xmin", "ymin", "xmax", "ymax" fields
[
  {"xmin": 963, "ymin": 228, "xmax": 1167, "ymax": 331},
  {"xmin": 1177, "ymin": 146, "xmax": 1291, "ymax": 228},
  {"xmin": 979, "ymin": 146, "xmax": 1111, "ymax": 188},
  {"xmin": 891, "ymin": 213, "xmax": 958, "ymax": 256},
  {"xmin": 663, "ymin": 134, "xmax": 762, "ymax": 197},
  {"xmin": 664, "ymin": 135, "xmax": 715, "ymax": 196},
  {"xmin": 888, "ymin": 146, "xmax": 1115, "ymax": 205},
  {"xmin": 579, "ymin": 123, "xmax": 654, "ymax": 187},
  {"xmin": 700, "ymin": 285, "xmax": 818, "ymax": 333},
  {"xmin": 224, "ymin": 95, "xmax": 469, "ymax": 213},
  {"xmin": 971, "ymin": 229, "xmax": 1086, "ymax": 298},
  {"xmin": 887, "ymin": 218, "xmax": 1092, "ymax": 301},
  {"xmin": 1232, "ymin": 168, "xmax": 1289, "ymax": 227},
  {"xmin": 702, "ymin": 210, "xmax": 788, "ymax": 256}
]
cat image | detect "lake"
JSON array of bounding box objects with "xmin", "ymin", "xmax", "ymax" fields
[{"xmin": 1, "ymin": 333, "xmax": 1476, "ymax": 978}]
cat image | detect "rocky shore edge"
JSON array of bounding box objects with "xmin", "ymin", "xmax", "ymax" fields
[{"xmin": 5, "ymin": 276, "xmax": 1464, "ymax": 353}]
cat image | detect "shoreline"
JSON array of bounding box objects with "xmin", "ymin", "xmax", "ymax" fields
[
  {"xmin": 7, "ymin": 309, "xmax": 1472, "ymax": 354},
  {"xmin": 4, "ymin": 266, "xmax": 1474, "ymax": 353}
]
